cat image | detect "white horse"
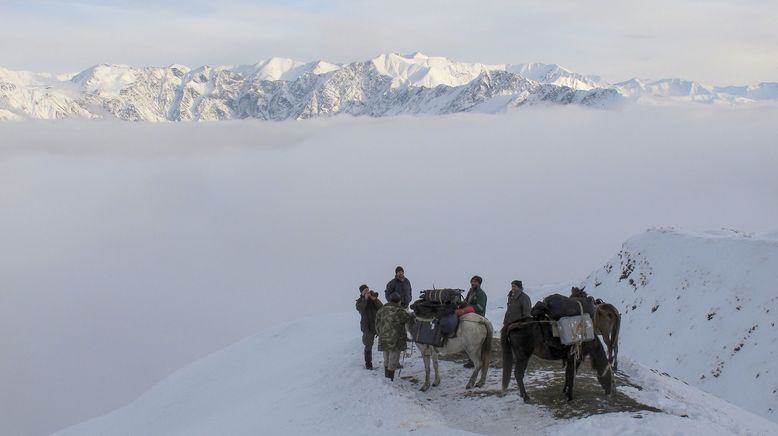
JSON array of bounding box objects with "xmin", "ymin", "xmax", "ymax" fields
[{"xmin": 414, "ymin": 313, "xmax": 494, "ymax": 392}]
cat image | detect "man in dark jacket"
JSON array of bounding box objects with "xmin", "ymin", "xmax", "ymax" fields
[
  {"xmin": 385, "ymin": 266, "xmax": 412, "ymax": 308},
  {"xmin": 503, "ymin": 280, "xmax": 532, "ymax": 329},
  {"xmin": 375, "ymin": 292, "xmax": 414, "ymax": 380},
  {"xmin": 356, "ymin": 284, "xmax": 383, "ymax": 369}
]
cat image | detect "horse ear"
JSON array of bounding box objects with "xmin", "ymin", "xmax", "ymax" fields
[{"xmin": 580, "ymin": 285, "xmax": 586, "ymax": 292}]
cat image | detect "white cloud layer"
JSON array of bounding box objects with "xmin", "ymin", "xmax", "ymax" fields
[
  {"xmin": 1, "ymin": 105, "xmax": 777, "ymax": 435},
  {"xmin": 0, "ymin": 0, "xmax": 776, "ymax": 84}
]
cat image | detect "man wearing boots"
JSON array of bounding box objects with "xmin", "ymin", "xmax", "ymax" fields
[
  {"xmin": 356, "ymin": 284, "xmax": 383, "ymax": 369},
  {"xmin": 375, "ymin": 292, "xmax": 414, "ymax": 380}
]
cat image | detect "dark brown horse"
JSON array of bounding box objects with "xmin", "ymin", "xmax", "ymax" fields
[
  {"xmin": 501, "ymin": 319, "xmax": 613, "ymax": 402},
  {"xmin": 571, "ymin": 287, "xmax": 621, "ymax": 371},
  {"xmin": 593, "ymin": 301, "xmax": 621, "ymax": 371}
]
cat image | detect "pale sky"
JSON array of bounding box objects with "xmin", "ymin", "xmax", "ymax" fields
[{"xmin": 0, "ymin": 0, "xmax": 776, "ymax": 85}]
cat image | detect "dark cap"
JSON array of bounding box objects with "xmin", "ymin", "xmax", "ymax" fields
[
  {"xmin": 359, "ymin": 284, "xmax": 369, "ymax": 292},
  {"xmin": 395, "ymin": 266, "xmax": 404, "ymax": 273},
  {"xmin": 511, "ymin": 280, "xmax": 523, "ymax": 289},
  {"xmin": 389, "ymin": 292, "xmax": 401, "ymax": 303},
  {"xmin": 471, "ymin": 275, "xmax": 483, "ymax": 285}
]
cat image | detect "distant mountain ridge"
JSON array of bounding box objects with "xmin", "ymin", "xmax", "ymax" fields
[{"xmin": 1, "ymin": 53, "xmax": 775, "ymax": 121}]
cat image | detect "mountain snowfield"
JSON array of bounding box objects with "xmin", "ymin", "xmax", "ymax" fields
[
  {"xmin": 54, "ymin": 228, "xmax": 778, "ymax": 435},
  {"xmin": 579, "ymin": 228, "xmax": 778, "ymax": 422},
  {"xmin": 2, "ymin": 53, "xmax": 776, "ymax": 122}
]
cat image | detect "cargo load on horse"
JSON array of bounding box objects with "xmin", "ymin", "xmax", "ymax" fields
[
  {"xmin": 529, "ymin": 293, "xmax": 596, "ymax": 346},
  {"xmin": 409, "ymin": 288, "xmax": 465, "ymax": 345}
]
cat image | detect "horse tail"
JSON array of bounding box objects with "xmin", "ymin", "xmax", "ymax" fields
[
  {"xmin": 589, "ymin": 335, "xmax": 613, "ymax": 394},
  {"xmin": 500, "ymin": 326, "xmax": 513, "ymax": 390},
  {"xmin": 612, "ymin": 311, "xmax": 621, "ymax": 371},
  {"xmin": 481, "ymin": 319, "xmax": 493, "ymax": 369}
]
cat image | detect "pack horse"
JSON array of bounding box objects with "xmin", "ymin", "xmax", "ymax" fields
[{"xmin": 414, "ymin": 313, "xmax": 494, "ymax": 392}]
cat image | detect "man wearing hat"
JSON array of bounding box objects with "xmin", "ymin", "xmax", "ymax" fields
[
  {"xmin": 464, "ymin": 275, "xmax": 488, "ymax": 316},
  {"xmin": 356, "ymin": 284, "xmax": 383, "ymax": 369},
  {"xmin": 375, "ymin": 292, "xmax": 415, "ymax": 380},
  {"xmin": 463, "ymin": 275, "xmax": 488, "ymax": 368},
  {"xmin": 503, "ymin": 280, "xmax": 532, "ymax": 330},
  {"xmin": 384, "ymin": 266, "xmax": 412, "ymax": 309}
]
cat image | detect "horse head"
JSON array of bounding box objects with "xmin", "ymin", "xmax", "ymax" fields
[{"xmin": 570, "ymin": 286, "xmax": 588, "ymax": 298}]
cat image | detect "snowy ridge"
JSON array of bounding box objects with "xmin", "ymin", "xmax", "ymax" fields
[
  {"xmin": 580, "ymin": 227, "xmax": 778, "ymax": 422},
  {"xmin": 52, "ymin": 228, "xmax": 778, "ymax": 435},
  {"xmin": 54, "ymin": 308, "xmax": 778, "ymax": 436},
  {"xmin": 615, "ymin": 78, "xmax": 778, "ymax": 103},
  {"xmin": 1, "ymin": 54, "xmax": 618, "ymax": 122},
  {"xmin": 54, "ymin": 313, "xmax": 475, "ymax": 436},
  {"xmin": 3, "ymin": 53, "xmax": 774, "ymax": 122}
]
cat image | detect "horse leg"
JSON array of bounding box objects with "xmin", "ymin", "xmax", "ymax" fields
[
  {"xmin": 602, "ymin": 329, "xmax": 613, "ymax": 364},
  {"xmin": 465, "ymin": 345, "xmax": 481, "ymax": 389},
  {"xmin": 432, "ymin": 349, "xmax": 440, "ymax": 387},
  {"xmin": 566, "ymin": 353, "xmax": 578, "ymax": 401},
  {"xmin": 419, "ymin": 345, "xmax": 431, "ymax": 392},
  {"xmin": 515, "ymin": 353, "xmax": 531, "ymax": 402},
  {"xmin": 473, "ymin": 347, "xmax": 487, "ymax": 388}
]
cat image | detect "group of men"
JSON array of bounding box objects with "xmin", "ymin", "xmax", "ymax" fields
[{"xmin": 355, "ymin": 266, "xmax": 533, "ymax": 380}]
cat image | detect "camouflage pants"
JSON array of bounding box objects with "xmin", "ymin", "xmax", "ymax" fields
[
  {"xmin": 362, "ymin": 332, "xmax": 375, "ymax": 352},
  {"xmin": 383, "ymin": 350, "xmax": 401, "ymax": 371}
]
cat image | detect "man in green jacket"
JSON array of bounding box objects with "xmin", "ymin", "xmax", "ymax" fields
[
  {"xmin": 356, "ymin": 284, "xmax": 383, "ymax": 369},
  {"xmin": 375, "ymin": 292, "xmax": 414, "ymax": 380},
  {"xmin": 463, "ymin": 275, "xmax": 488, "ymax": 368},
  {"xmin": 464, "ymin": 275, "xmax": 487, "ymax": 316}
]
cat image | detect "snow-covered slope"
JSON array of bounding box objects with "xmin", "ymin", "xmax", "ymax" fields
[
  {"xmin": 54, "ymin": 306, "xmax": 778, "ymax": 435},
  {"xmin": 580, "ymin": 228, "xmax": 778, "ymax": 422}
]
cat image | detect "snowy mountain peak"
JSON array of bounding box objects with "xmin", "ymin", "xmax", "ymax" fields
[{"xmin": 2, "ymin": 55, "xmax": 776, "ymax": 122}]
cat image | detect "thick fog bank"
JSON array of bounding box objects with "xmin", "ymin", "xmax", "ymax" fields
[{"xmin": 1, "ymin": 106, "xmax": 777, "ymax": 435}]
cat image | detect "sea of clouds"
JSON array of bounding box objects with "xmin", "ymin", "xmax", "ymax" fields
[{"xmin": 1, "ymin": 105, "xmax": 777, "ymax": 435}]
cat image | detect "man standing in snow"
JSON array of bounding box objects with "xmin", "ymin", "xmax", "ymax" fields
[
  {"xmin": 385, "ymin": 266, "xmax": 412, "ymax": 308},
  {"xmin": 463, "ymin": 275, "xmax": 488, "ymax": 368},
  {"xmin": 502, "ymin": 280, "xmax": 532, "ymax": 331},
  {"xmin": 375, "ymin": 292, "xmax": 414, "ymax": 381},
  {"xmin": 355, "ymin": 284, "xmax": 383, "ymax": 370}
]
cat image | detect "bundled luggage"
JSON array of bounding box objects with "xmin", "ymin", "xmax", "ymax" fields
[
  {"xmin": 410, "ymin": 319, "xmax": 445, "ymax": 347},
  {"xmin": 532, "ymin": 293, "xmax": 596, "ymax": 346},
  {"xmin": 421, "ymin": 288, "xmax": 464, "ymax": 305},
  {"xmin": 409, "ymin": 288, "xmax": 466, "ymax": 346},
  {"xmin": 531, "ymin": 293, "xmax": 595, "ymax": 320}
]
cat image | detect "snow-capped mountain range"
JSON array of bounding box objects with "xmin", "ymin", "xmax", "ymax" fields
[{"xmin": 1, "ymin": 53, "xmax": 776, "ymax": 121}]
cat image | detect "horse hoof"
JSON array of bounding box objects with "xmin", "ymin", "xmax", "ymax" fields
[
  {"xmin": 420, "ymin": 385, "xmax": 429, "ymax": 392},
  {"xmin": 475, "ymin": 382, "xmax": 485, "ymax": 388},
  {"xmin": 432, "ymin": 381, "xmax": 440, "ymax": 387},
  {"xmin": 465, "ymin": 384, "xmax": 473, "ymax": 390}
]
